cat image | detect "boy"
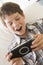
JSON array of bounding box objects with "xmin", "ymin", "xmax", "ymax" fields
[{"xmin": 0, "ymin": 2, "xmax": 43, "ymax": 65}]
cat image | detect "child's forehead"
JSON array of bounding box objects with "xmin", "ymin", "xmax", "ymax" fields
[
  {"xmin": 6, "ymin": 12, "xmax": 19, "ymax": 18},
  {"xmin": 5, "ymin": 12, "xmax": 20, "ymax": 22}
]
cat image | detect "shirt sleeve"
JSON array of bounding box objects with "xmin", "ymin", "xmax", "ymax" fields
[{"xmin": 32, "ymin": 18, "xmax": 43, "ymax": 33}]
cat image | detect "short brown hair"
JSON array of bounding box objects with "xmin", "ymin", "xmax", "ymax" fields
[
  {"xmin": 0, "ymin": 2, "xmax": 23, "ymax": 26},
  {"xmin": 0, "ymin": 2, "xmax": 23, "ymax": 19}
]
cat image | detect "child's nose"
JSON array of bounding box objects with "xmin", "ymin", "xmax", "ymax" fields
[{"xmin": 12, "ymin": 22, "xmax": 21, "ymax": 31}]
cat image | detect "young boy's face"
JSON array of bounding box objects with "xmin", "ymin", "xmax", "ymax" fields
[{"xmin": 5, "ymin": 12, "xmax": 26, "ymax": 36}]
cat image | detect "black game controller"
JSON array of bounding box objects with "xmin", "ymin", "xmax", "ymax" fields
[{"xmin": 9, "ymin": 39, "xmax": 34, "ymax": 59}]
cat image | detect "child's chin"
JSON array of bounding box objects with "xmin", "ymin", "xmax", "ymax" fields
[{"xmin": 19, "ymin": 32, "xmax": 25, "ymax": 36}]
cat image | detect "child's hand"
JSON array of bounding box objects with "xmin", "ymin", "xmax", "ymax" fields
[
  {"xmin": 5, "ymin": 53, "xmax": 24, "ymax": 65},
  {"xmin": 31, "ymin": 34, "xmax": 43, "ymax": 51}
]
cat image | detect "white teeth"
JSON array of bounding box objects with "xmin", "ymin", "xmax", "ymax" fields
[{"xmin": 16, "ymin": 26, "xmax": 22, "ymax": 31}]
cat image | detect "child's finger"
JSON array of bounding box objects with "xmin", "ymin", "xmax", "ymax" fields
[
  {"xmin": 33, "ymin": 34, "xmax": 38, "ymax": 38},
  {"xmin": 5, "ymin": 52, "xmax": 10, "ymax": 57},
  {"xmin": 32, "ymin": 35, "xmax": 42, "ymax": 45},
  {"xmin": 6, "ymin": 53, "xmax": 12, "ymax": 61}
]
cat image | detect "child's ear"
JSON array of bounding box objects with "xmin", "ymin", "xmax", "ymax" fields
[
  {"xmin": 1, "ymin": 17, "xmax": 7, "ymax": 28},
  {"xmin": 3, "ymin": 22, "xmax": 7, "ymax": 28}
]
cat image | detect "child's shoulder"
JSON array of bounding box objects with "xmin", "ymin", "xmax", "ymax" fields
[{"xmin": 26, "ymin": 18, "xmax": 43, "ymax": 33}]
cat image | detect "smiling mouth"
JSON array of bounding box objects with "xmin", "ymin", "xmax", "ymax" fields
[{"xmin": 16, "ymin": 26, "xmax": 22, "ymax": 31}]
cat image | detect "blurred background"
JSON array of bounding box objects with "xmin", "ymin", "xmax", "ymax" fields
[{"xmin": 0, "ymin": 0, "xmax": 43, "ymax": 65}]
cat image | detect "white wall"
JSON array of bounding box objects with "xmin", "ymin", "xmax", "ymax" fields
[
  {"xmin": 0, "ymin": 26, "xmax": 15, "ymax": 65},
  {"xmin": 24, "ymin": 2, "xmax": 43, "ymax": 24}
]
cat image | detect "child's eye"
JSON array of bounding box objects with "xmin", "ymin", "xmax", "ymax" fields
[
  {"xmin": 9, "ymin": 22, "xmax": 12, "ymax": 25},
  {"xmin": 15, "ymin": 17, "xmax": 20, "ymax": 21}
]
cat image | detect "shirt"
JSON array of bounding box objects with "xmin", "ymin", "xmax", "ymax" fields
[{"xmin": 8, "ymin": 18, "xmax": 43, "ymax": 65}]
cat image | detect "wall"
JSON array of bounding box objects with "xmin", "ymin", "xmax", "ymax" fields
[{"xmin": 24, "ymin": 2, "xmax": 43, "ymax": 24}]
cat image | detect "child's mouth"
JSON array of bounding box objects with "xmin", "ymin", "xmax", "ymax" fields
[{"xmin": 16, "ymin": 26, "xmax": 22, "ymax": 31}]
